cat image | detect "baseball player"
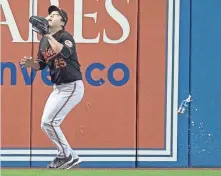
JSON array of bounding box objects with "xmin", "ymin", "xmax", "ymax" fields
[{"xmin": 20, "ymin": 5, "xmax": 84, "ymax": 169}]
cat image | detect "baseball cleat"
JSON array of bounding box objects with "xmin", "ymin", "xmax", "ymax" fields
[
  {"xmin": 51, "ymin": 154, "xmax": 74, "ymax": 169},
  {"xmin": 63, "ymin": 158, "xmax": 82, "ymax": 170}
]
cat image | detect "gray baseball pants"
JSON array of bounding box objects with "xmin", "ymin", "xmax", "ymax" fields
[{"xmin": 41, "ymin": 80, "xmax": 84, "ymax": 159}]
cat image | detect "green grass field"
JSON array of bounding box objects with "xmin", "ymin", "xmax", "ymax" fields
[{"xmin": 1, "ymin": 169, "xmax": 221, "ymax": 176}]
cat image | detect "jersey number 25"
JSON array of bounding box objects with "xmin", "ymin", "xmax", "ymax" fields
[{"xmin": 54, "ymin": 58, "xmax": 67, "ymax": 68}]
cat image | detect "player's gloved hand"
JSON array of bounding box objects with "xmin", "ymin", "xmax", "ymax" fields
[
  {"xmin": 29, "ymin": 15, "xmax": 49, "ymax": 36},
  {"xmin": 20, "ymin": 56, "xmax": 34, "ymax": 68}
]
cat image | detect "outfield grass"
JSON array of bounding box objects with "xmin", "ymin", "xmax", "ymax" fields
[{"xmin": 1, "ymin": 170, "xmax": 221, "ymax": 176}]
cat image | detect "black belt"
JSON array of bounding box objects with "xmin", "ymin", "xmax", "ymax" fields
[
  {"xmin": 56, "ymin": 81, "xmax": 73, "ymax": 85},
  {"xmin": 55, "ymin": 78, "xmax": 82, "ymax": 85}
]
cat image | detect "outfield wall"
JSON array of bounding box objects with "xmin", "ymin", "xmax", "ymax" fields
[{"xmin": 1, "ymin": 0, "xmax": 221, "ymax": 168}]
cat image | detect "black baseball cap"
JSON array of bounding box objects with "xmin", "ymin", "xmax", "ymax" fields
[{"xmin": 48, "ymin": 5, "xmax": 68, "ymax": 26}]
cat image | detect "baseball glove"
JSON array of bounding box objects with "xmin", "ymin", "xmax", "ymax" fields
[{"xmin": 29, "ymin": 16, "xmax": 49, "ymax": 35}]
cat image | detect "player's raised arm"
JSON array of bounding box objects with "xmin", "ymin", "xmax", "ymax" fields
[
  {"xmin": 44, "ymin": 34, "xmax": 64, "ymax": 54},
  {"xmin": 44, "ymin": 32, "xmax": 76, "ymax": 59}
]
